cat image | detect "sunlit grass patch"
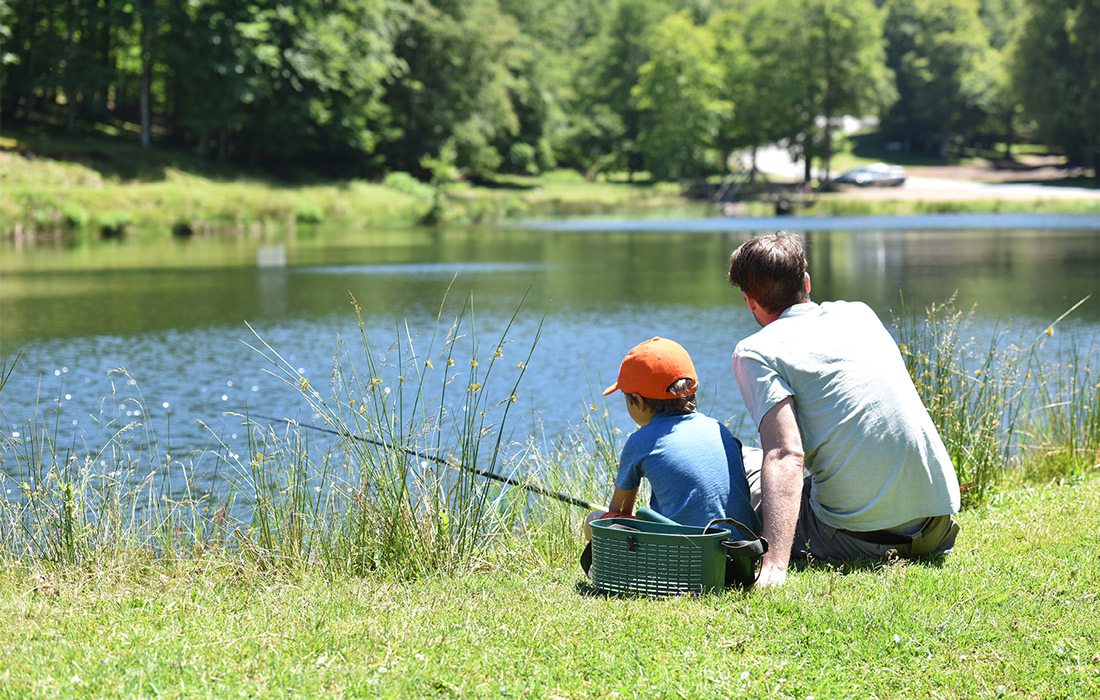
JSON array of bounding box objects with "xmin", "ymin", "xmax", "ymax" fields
[{"xmin": 0, "ymin": 475, "xmax": 1097, "ymax": 697}]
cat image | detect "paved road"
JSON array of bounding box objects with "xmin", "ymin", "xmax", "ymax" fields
[{"xmin": 744, "ymin": 145, "xmax": 1100, "ymax": 201}]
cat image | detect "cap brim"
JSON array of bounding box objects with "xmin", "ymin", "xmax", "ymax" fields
[{"xmin": 602, "ymin": 382, "xmax": 619, "ymax": 396}]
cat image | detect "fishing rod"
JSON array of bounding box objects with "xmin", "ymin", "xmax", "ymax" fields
[{"xmin": 250, "ymin": 414, "xmax": 601, "ymax": 510}]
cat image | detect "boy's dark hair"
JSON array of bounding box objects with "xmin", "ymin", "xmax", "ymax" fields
[
  {"xmin": 727, "ymin": 231, "xmax": 809, "ymax": 314},
  {"xmin": 636, "ymin": 378, "xmax": 697, "ymax": 415}
]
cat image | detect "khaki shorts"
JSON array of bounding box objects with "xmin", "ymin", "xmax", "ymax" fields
[{"xmin": 741, "ymin": 446, "xmax": 959, "ymax": 563}]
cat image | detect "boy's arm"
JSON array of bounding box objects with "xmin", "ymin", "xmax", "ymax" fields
[
  {"xmin": 584, "ymin": 487, "xmax": 638, "ymax": 540},
  {"xmin": 607, "ymin": 487, "xmax": 637, "ymax": 516}
]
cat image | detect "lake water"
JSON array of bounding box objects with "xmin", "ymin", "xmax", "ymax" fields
[{"xmin": 2, "ymin": 215, "xmax": 1099, "ymax": 464}]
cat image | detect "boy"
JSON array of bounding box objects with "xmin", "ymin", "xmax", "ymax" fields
[{"xmin": 589, "ymin": 337, "xmax": 760, "ymax": 533}]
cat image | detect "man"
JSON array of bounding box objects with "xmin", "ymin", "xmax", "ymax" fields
[{"xmin": 727, "ymin": 232, "xmax": 960, "ymax": 588}]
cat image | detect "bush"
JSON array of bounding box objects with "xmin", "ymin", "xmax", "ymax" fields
[
  {"xmin": 382, "ymin": 171, "xmax": 436, "ymax": 200},
  {"xmin": 294, "ymin": 200, "xmax": 325, "ymax": 224}
]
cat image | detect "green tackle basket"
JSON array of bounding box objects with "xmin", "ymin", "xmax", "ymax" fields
[{"xmin": 589, "ymin": 517, "xmax": 766, "ymax": 597}]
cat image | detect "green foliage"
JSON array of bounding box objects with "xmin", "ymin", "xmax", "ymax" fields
[
  {"xmin": 2, "ymin": 0, "xmax": 1091, "ymax": 182},
  {"xmin": 380, "ymin": 0, "xmax": 526, "ymax": 180},
  {"xmin": 1012, "ymin": 0, "xmax": 1100, "ymax": 172},
  {"xmin": 382, "ymin": 171, "xmax": 436, "ymax": 200},
  {"xmin": 709, "ymin": 0, "xmax": 894, "ymax": 180},
  {"xmin": 562, "ymin": 0, "xmax": 667, "ymax": 178},
  {"xmin": 293, "ymin": 200, "xmax": 325, "ymax": 224},
  {"xmin": 633, "ymin": 12, "xmax": 729, "ymax": 180},
  {"xmin": 882, "ymin": 0, "xmax": 998, "ymax": 157}
]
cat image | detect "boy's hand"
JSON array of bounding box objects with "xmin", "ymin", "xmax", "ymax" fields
[{"xmin": 598, "ymin": 511, "xmax": 632, "ymax": 520}]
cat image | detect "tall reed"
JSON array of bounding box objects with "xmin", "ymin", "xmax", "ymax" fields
[
  {"xmin": 0, "ymin": 369, "xmax": 209, "ymax": 565},
  {"xmin": 1017, "ymin": 344, "xmax": 1100, "ymax": 481},
  {"xmin": 241, "ymin": 289, "xmax": 545, "ymax": 577},
  {"xmin": 895, "ymin": 296, "xmax": 1096, "ymax": 505}
]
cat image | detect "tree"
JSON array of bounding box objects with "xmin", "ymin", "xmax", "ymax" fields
[
  {"xmin": 166, "ymin": 0, "xmax": 402, "ymax": 168},
  {"xmin": 710, "ymin": 2, "xmax": 804, "ymax": 178},
  {"xmin": 1012, "ymin": 0, "xmax": 1100, "ymax": 174},
  {"xmin": 565, "ymin": 0, "xmax": 668, "ymax": 179},
  {"xmin": 496, "ymin": 0, "xmax": 609, "ymax": 174},
  {"xmin": 0, "ymin": 0, "xmax": 14, "ymax": 134},
  {"xmin": 381, "ymin": 0, "xmax": 532, "ymax": 179},
  {"xmin": 633, "ymin": 11, "xmax": 729, "ymax": 180},
  {"xmin": 711, "ymin": 0, "xmax": 893, "ymax": 182},
  {"xmin": 798, "ymin": 0, "xmax": 895, "ymax": 180},
  {"xmin": 882, "ymin": 0, "xmax": 997, "ymax": 157}
]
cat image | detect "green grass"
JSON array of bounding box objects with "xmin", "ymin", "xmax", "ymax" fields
[
  {"xmin": 0, "ymin": 474, "xmax": 1097, "ymax": 697},
  {"xmin": 0, "ymin": 132, "xmax": 702, "ymax": 238}
]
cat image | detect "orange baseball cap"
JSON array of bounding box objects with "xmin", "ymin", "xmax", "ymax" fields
[{"xmin": 603, "ymin": 337, "xmax": 699, "ymax": 399}]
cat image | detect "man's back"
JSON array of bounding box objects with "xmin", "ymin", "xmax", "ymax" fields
[{"xmin": 733, "ymin": 300, "xmax": 960, "ymax": 531}]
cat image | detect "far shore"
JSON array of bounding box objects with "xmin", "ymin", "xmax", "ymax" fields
[{"xmin": 3, "ymin": 139, "xmax": 1098, "ymax": 243}]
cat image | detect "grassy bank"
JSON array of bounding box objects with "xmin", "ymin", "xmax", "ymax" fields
[
  {"xmin": 1, "ymin": 296, "xmax": 1099, "ymax": 695},
  {"xmin": 0, "ymin": 474, "xmax": 1097, "ymax": 697},
  {"xmin": 0, "ymin": 133, "xmax": 692, "ymax": 240},
  {"xmin": 3, "ymin": 132, "xmax": 1099, "ymax": 243}
]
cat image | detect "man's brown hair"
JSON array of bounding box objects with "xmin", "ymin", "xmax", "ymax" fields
[{"xmin": 727, "ymin": 232, "xmax": 809, "ymax": 313}]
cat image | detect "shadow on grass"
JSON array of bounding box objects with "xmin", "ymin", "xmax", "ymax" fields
[
  {"xmin": 1, "ymin": 119, "xmax": 377, "ymax": 186},
  {"xmin": 1002, "ymin": 176, "xmax": 1099, "ymax": 189},
  {"xmin": 573, "ymin": 579, "xmax": 754, "ymax": 599},
  {"xmin": 572, "ymin": 554, "xmax": 951, "ymax": 598},
  {"xmin": 847, "ymin": 131, "xmax": 951, "ymax": 167},
  {"xmin": 791, "ymin": 551, "xmax": 951, "ymax": 577}
]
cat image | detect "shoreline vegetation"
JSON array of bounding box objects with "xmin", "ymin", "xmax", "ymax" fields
[
  {"xmin": 1, "ymin": 295, "xmax": 1098, "ymax": 693},
  {"xmin": 3, "ymin": 133, "xmax": 1099, "ymax": 244}
]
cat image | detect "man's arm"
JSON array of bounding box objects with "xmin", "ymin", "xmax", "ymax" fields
[{"xmin": 756, "ymin": 397, "xmax": 805, "ymax": 588}]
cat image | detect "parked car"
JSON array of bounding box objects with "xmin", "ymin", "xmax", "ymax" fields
[{"xmin": 834, "ymin": 162, "xmax": 906, "ymax": 187}]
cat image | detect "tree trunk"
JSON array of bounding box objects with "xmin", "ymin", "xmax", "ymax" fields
[
  {"xmin": 138, "ymin": 0, "xmax": 155, "ymax": 148},
  {"xmin": 821, "ymin": 6, "xmax": 833, "ymax": 182},
  {"xmin": 140, "ymin": 28, "xmax": 152, "ymax": 147}
]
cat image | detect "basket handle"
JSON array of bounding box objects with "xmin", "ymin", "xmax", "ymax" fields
[{"xmin": 704, "ymin": 517, "xmax": 769, "ymax": 560}]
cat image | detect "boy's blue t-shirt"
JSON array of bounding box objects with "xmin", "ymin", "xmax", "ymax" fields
[{"xmin": 615, "ymin": 411, "xmax": 760, "ymax": 531}]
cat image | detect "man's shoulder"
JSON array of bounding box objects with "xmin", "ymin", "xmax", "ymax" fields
[{"xmin": 820, "ymin": 299, "xmax": 876, "ymax": 319}]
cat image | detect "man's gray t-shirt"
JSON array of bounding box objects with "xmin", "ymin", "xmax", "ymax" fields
[{"xmin": 732, "ymin": 301, "xmax": 960, "ymax": 532}]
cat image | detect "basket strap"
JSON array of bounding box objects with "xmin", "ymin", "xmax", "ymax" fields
[
  {"xmin": 704, "ymin": 517, "xmax": 769, "ymax": 560},
  {"xmin": 704, "ymin": 517, "xmax": 760, "ymax": 540}
]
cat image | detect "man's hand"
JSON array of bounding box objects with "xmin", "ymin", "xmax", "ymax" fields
[{"xmin": 755, "ymin": 564, "xmax": 788, "ymax": 589}]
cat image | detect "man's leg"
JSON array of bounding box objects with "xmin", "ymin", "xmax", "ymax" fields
[
  {"xmin": 790, "ymin": 478, "xmax": 917, "ymax": 562},
  {"xmin": 741, "ymin": 445, "xmax": 763, "ymax": 512},
  {"xmin": 741, "ymin": 447, "xmax": 930, "ymax": 562}
]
